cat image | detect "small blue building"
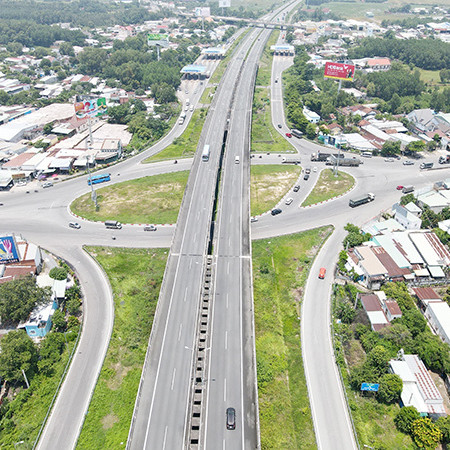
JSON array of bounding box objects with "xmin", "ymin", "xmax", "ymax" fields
[{"xmin": 18, "ymin": 300, "xmax": 58, "ymax": 339}]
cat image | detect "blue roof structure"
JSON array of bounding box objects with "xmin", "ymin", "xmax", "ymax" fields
[
  {"xmin": 180, "ymin": 65, "xmax": 207, "ymax": 74},
  {"xmin": 202, "ymin": 47, "xmax": 226, "ymax": 55}
]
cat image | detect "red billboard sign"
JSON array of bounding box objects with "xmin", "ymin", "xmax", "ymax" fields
[{"xmin": 324, "ymin": 62, "xmax": 355, "ymax": 81}]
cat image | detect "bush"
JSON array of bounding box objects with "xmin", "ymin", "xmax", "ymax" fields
[
  {"xmin": 377, "ymin": 373, "xmax": 403, "ymax": 404},
  {"xmin": 411, "ymin": 417, "xmax": 442, "ymax": 449},
  {"xmin": 52, "ymin": 309, "xmax": 66, "ymax": 331},
  {"xmin": 49, "ymin": 267, "xmax": 68, "ymax": 280},
  {"xmin": 394, "ymin": 406, "xmax": 420, "ymax": 434}
]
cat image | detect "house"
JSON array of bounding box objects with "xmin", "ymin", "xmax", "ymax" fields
[
  {"xmin": 18, "ymin": 300, "xmax": 58, "ymax": 339},
  {"xmin": 367, "ymin": 57, "xmax": 391, "ymax": 71},
  {"xmin": 374, "ymin": 291, "xmax": 402, "ymax": 321},
  {"xmin": 303, "ymin": 108, "xmax": 320, "ymax": 124},
  {"xmin": 412, "ymin": 287, "xmax": 442, "ymax": 309},
  {"xmin": 424, "ymin": 301, "xmax": 450, "ymax": 345},
  {"xmin": 351, "ymin": 245, "xmax": 388, "ymax": 289},
  {"xmin": 407, "ymin": 109, "xmax": 437, "ymax": 134},
  {"xmin": 392, "ymin": 203, "xmax": 422, "ymax": 230},
  {"xmin": 389, "ymin": 353, "xmax": 446, "ymax": 418},
  {"xmin": 358, "ymin": 293, "xmax": 389, "ymax": 331}
]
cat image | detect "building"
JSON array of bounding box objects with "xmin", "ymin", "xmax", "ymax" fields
[
  {"xmin": 18, "ymin": 300, "xmax": 58, "ymax": 339},
  {"xmin": 424, "ymin": 301, "xmax": 450, "ymax": 345},
  {"xmin": 358, "ymin": 293, "xmax": 390, "ymax": 331},
  {"xmin": 412, "ymin": 287, "xmax": 442, "ymax": 309},
  {"xmin": 349, "ymin": 245, "xmax": 388, "ymax": 289},
  {"xmin": 367, "ymin": 57, "xmax": 391, "ymax": 71},
  {"xmin": 389, "ymin": 353, "xmax": 446, "ymax": 418},
  {"xmin": 392, "ymin": 203, "xmax": 422, "ymax": 230},
  {"xmin": 303, "ymin": 108, "xmax": 320, "ymax": 124}
]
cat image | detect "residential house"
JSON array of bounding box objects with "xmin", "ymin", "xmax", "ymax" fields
[
  {"xmin": 358, "ymin": 293, "xmax": 390, "ymax": 331},
  {"xmin": 392, "ymin": 203, "xmax": 422, "ymax": 230},
  {"xmin": 367, "ymin": 57, "xmax": 391, "ymax": 71},
  {"xmin": 350, "ymin": 245, "xmax": 388, "ymax": 289},
  {"xmin": 18, "ymin": 300, "xmax": 58, "ymax": 339},
  {"xmin": 374, "ymin": 291, "xmax": 402, "ymax": 321},
  {"xmin": 303, "ymin": 108, "xmax": 320, "ymax": 124},
  {"xmin": 412, "ymin": 287, "xmax": 442, "ymax": 309},
  {"xmin": 424, "ymin": 301, "xmax": 450, "ymax": 345}
]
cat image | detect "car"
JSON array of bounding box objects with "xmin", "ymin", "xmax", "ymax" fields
[
  {"xmin": 396, "ymin": 185, "xmax": 404, "ymax": 190},
  {"xmin": 305, "ymin": 168, "xmax": 311, "ymax": 174},
  {"xmin": 403, "ymin": 160, "xmax": 414, "ymax": 165},
  {"xmin": 144, "ymin": 225, "xmax": 157, "ymax": 231},
  {"xmin": 318, "ymin": 267, "xmax": 326, "ymax": 279},
  {"xmin": 226, "ymin": 407, "xmax": 236, "ymax": 430},
  {"xmin": 313, "ymin": 167, "xmax": 317, "ymax": 172},
  {"xmin": 293, "ymin": 185, "xmax": 300, "ymax": 192},
  {"xmin": 42, "ymin": 182, "xmax": 53, "ymax": 188},
  {"xmin": 277, "ymin": 124, "xmax": 282, "ymax": 128},
  {"xmin": 69, "ymin": 222, "xmax": 81, "ymax": 229},
  {"xmin": 285, "ymin": 132, "xmax": 292, "ymax": 138},
  {"xmin": 384, "ymin": 158, "xmax": 394, "ymax": 162},
  {"xmin": 16, "ymin": 181, "xmax": 27, "ymax": 187},
  {"xmin": 0, "ymin": 203, "xmax": 3, "ymax": 206},
  {"xmin": 275, "ymin": 78, "xmax": 278, "ymax": 83},
  {"xmin": 250, "ymin": 216, "xmax": 258, "ymax": 223},
  {"xmin": 304, "ymin": 173, "xmax": 310, "ymax": 181},
  {"xmin": 271, "ymin": 208, "xmax": 282, "ymax": 216},
  {"xmin": 285, "ymin": 197, "xmax": 293, "ymax": 205}
]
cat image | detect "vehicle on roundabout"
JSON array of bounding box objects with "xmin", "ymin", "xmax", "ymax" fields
[
  {"xmin": 144, "ymin": 225, "xmax": 157, "ymax": 231},
  {"xmin": 271, "ymin": 208, "xmax": 282, "ymax": 216},
  {"xmin": 403, "ymin": 160, "xmax": 414, "ymax": 165}
]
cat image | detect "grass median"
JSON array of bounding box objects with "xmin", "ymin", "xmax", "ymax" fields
[
  {"xmin": 255, "ymin": 30, "xmax": 279, "ymax": 86},
  {"xmin": 70, "ymin": 172, "xmax": 189, "ymax": 225},
  {"xmin": 250, "ymin": 164, "xmax": 301, "ymax": 216},
  {"xmin": 302, "ymin": 169, "xmax": 354, "ymax": 207},
  {"xmin": 253, "ymin": 227, "xmax": 333, "ymax": 449},
  {"xmin": 76, "ymin": 246, "xmax": 168, "ymax": 449}
]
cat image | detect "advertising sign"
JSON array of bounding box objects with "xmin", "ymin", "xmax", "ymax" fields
[
  {"xmin": 361, "ymin": 383, "xmax": 379, "ymax": 392},
  {"xmin": 0, "ymin": 236, "xmax": 20, "ymax": 264},
  {"xmin": 147, "ymin": 33, "xmax": 170, "ymax": 48},
  {"xmin": 75, "ymin": 97, "xmax": 107, "ymax": 119},
  {"xmin": 219, "ymin": 0, "xmax": 231, "ymax": 7},
  {"xmin": 195, "ymin": 7, "xmax": 211, "ymax": 17},
  {"xmin": 324, "ymin": 62, "xmax": 355, "ymax": 81}
]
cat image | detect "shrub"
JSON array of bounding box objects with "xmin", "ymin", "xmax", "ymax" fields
[
  {"xmin": 377, "ymin": 373, "xmax": 403, "ymax": 404},
  {"xmin": 49, "ymin": 267, "xmax": 68, "ymax": 281},
  {"xmin": 394, "ymin": 406, "xmax": 420, "ymax": 434},
  {"xmin": 411, "ymin": 417, "xmax": 442, "ymax": 449}
]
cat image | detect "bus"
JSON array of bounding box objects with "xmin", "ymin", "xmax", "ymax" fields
[
  {"xmin": 202, "ymin": 144, "xmax": 210, "ymax": 162},
  {"xmin": 291, "ymin": 129, "xmax": 303, "ymax": 138},
  {"xmin": 88, "ymin": 173, "xmax": 111, "ymax": 185}
]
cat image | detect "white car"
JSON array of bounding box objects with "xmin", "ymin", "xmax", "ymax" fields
[
  {"xmin": 384, "ymin": 158, "xmax": 394, "ymax": 162},
  {"xmin": 285, "ymin": 197, "xmax": 293, "ymax": 205},
  {"xmin": 42, "ymin": 182, "xmax": 53, "ymax": 188},
  {"xmin": 250, "ymin": 217, "xmax": 258, "ymax": 223},
  {"xmin": 69, "ymin": 222, "xmax": 81, "ymax": 229}
]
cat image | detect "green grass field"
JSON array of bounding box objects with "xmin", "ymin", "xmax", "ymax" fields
[
  {"xmin": 302, "ymin": 169, "xmax": 354, "ymax": 207},
  {"xmin": 252, "ymin": 88, "xmax": 292, "ymax": 154},
  {"xmin": 255, "ymin": 30, "xmax": 279, "ymax": 86},
  {"xmin": 253, "ymin": 227, "xmax": 332, "ymax": 449},
  {"xmin": 70, "ymin": 172, "xmax": 189, "ymax": 224},
  {"xmin": 250, "ymin": 164, "xmax": 301, "ymax": 215},
  {"xmin": 76, "ymin": 247, "xmax": 168, "ymax": 449}
]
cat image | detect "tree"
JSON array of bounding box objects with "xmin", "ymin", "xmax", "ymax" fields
[
  {"xmin": 49, "ymin": 267, "xmax": 68, "ymax": 281},
  {"xmin": 52, "ymin": 309, "xmax": 66, "ymax": 332},
  {"xmin": 400, "ymin": 309, "xmax": 426, "ymax": 337},
  {"xmin": 414, "ymin": 333, "xmax": 450, "ymax": 374},
  {"xmin": 65, "ymin": 297, "xmax": 80, "ymax": 315},
  {"xmin": 400, "ymin": 193, "xmax": 416, "ymax": 206},
  {"xmin": 382, "ymin": 282, "xmax": 415, "ymax": 311},
  {"xmin": 380, "ymin": 140, "xmax": 401, "ymax": 157},
  {"xmin": 411, "ymin": 417, "xmax": 442, "ymax": 449},
  {"xmin": 377, "ymin": 373, "xmax": 403, "ymax": 404},
  {"xmin": 365, "ymin": 345, "xmax": 390, "ymax": 377},
  {"xmin": 436, "ymin": 415, "xmax": 450, "ymax": 445},
  {"xmin": 336, "ymin": 301, "xmax": 355, "ymax": 324},
  {"xmin": 38, "ymin": 332, "xmax": 65, "ymax": 375},
  {"xmin": 389, "ymin": 93, "xmax": 401, "ymax": 113},
  {"xmin": 394, "ymin": 406, "xmax": 420, "ymax": 434},
  {"xmin": 0, "ymin": 275, "xmax": 50, "ymax": 324},
  {"xmin": 305, "ymin": 123, "xmax": 316, "ymax": 139},
  {"xmin": 405, "ymin": 140, "xmax": 425, "ymax": 155},
  {"xmin": 0, "ymin": 330, "xmax": 38, "ymax": 383}
]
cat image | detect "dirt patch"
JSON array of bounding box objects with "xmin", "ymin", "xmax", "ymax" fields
[
  {"xmin": 106, "ymin": 362, "xmax": 132, "ymax": 391},
  {"xmin": 101, "ymin": 413, "xmax": 119, "ymax": 430}
]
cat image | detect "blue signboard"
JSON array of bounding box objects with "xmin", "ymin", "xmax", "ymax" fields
[
  {"xmin": 361, "ymin": 383, "xmax": 379, "ymax": 392},
  {"xmin": 0, "ymin": 236, "xmax": 19, "ymax": 264}
]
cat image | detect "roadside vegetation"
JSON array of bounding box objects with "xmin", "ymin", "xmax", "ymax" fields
[
  {"xmin": 252, "ymin": 31, "xmax": 292, "ymax": 154},
  {"xmin": 0, "ymin": 269, "xmax": 82, "ymax": 448},
  {"xmin": 253, "ymin": 227, "xmax": 333, "ymax": 449},
  {"xmin": 333, "ymin": 225, "xmax": 450, "ymax": 449},
  {"xmin": 302, "ymin": 169, "xmax": 354, "ymax": 207},
  {"xmin": 250, "ymin": 164, "xmax": 301, "ymax": 216},
  {"xmin": 77, "ymin": 247, "xmax": 168, "ymax": 449},
  {"xmin": 70, "ymin": 172, "xmax": 189, "ymax": 224}
]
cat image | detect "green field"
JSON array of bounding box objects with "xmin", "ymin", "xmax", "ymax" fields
[
  {"xmin": 252, "ymin": 88, "xmax": 293, "ymax": 154},
  {"xmin": 302, "ymin": 169, "xmax": 354, "ymax": 207},
  {"xmin": 250, "ymin": 164, "xmax": 301, "ymax": 216},
  {"xmin": 77, "ymin": 247, "xmax": 168, "ymax": 449},
  {"xmin": 70, "ymin": 172, "xmax": 189, "ymax": 225},
  {"xmin": 144, "ymin": 109, "xmax": 207, "ymax": 163},
  {"xmin": 255, "ymin": 30, "xmax": 279, "ymax": 86},
  {"xmin": 253, "ymin": 227, "xmax": 333, "ymax": 449}
]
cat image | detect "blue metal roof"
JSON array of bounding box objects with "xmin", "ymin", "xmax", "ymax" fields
[{"xmin": 180, "ymin": 65, "xmax": 207, "ymax": 74}]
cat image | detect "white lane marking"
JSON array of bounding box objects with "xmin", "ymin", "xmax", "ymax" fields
[
  {"xmin": 228, "ymin": 236, "xmax": 231, "ymax": 247},
  {"xmin": 177, "ymin": 323, "xmax": 183, "ymax": 341},
  {"xmin": 224, "ymin": 378, "xmax": 227, "ymax": 402},
  {"xmin": 225, "ymin": 331, "xmax": 228, "ymax": 350},
  {"xmin": 227, "ymin": 261, "xmax": 230, "ymax": 275},
  {"xmin": 226, "ymin": 294, "xmax": 229, "ymax": 309},
  {"xmin": 223, "ymin": 439, "xmax": 226, "ymax": 450},
  {"xmin": 171, "ymin": 369, "xmax": 176, "ymax": 391},
  {"xmin": 189, "ymin": 259, "xmax": 192, "ymax": 269},
  {"xmin": 162, "ymin": 426, "xmax": 168, "ymax": 449},
  {"xmin": 184, "ymin": 287, "xmax": 188, "ymax": 303}
]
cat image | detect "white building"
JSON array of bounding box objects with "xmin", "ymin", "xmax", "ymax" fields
[
  {"xmin": 303, "ymin": 108, "xmax": 320, "ymax": 124},
  {"xmin": 425, "ymin": 301, "xmax": 450, "ymax": 345}
]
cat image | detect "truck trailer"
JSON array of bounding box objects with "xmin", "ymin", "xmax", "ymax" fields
[
  {"xmin": 349, "ymin": 193, "xmax": 375, "ymax": 208},
  {"xmin": 326, "ymin": 156, "xmax": 361, "ymax": 167},
  {"xmin": 420, "ymin": 162, "xmax": 433, "ymax": 169},
  {"xmin": 311, "ymin": 152, "xmax": 345, "ymax": 162}
]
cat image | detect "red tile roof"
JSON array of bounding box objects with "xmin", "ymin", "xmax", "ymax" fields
[
  {"xmin": 360, "ymin": 294, "xmax": 382, "ymax": 311},
  {"xmin": 412, "ymin": 287, "xmax": 441, "ymax": 301}
]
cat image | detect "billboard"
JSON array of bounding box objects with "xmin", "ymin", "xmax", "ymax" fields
[
  {"xmin": 361, "ymin": 383, "xmax": 379, "ymax": 392},
  {"xmin": 0, "ymin": 236, "xmax": 20, "ymax": 264},
  {"xmin": 195, "ymin": 7, "xmax": 211, "ymax": 17},
  {"xmin": 219, "ymin": 0, "xmax": 231, "ymax": 7},
  {"xmin": 75, "ymin": 97, "xmax": 107, "ymax": 119},
  {"xmin": 324, "ymin": 62, "xmax": 355, "ymax": 82},
  {"xmin": 147, "ymin": 33, "xmax": 170, "ymax": 48}
]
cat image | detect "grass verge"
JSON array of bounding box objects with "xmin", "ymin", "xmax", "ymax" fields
[
  {"xmin": 252, "ymin": 88, "xmax": 292, "ymax": 154},
  {"xmin": 255, "ymin": 30, "xmax": 279, "ymax": 86},
  {"xmin": 76, "ymin": 247, "xmax": 168, "ymax": 449},
  {"xmin": 250, "ymin": 164, "xmax": 301, "ymax": 216},
  {"xmin": 253, "ymin": 227, "xmax": 332, "ymax": 449},
  {"xmin": 0, "ymin": 332, "xmax": 79, "ymax": 448},
  {"xmin": 302, "ymin": 169, "xmax": 354, "ymax": 207},
  {"xmin": 143, "ymin": 109, "xmax": 207, "ymax": 163},
  {"xmin": 70, "ymin": 172, "xmax": 189, "ymax": 224}
]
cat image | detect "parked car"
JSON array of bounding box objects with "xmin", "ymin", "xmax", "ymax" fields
[
  {"xmin": 318, "ymin": 267, "xmax": 326, "ymax": 279},
  {"xmin": 226, "ymin": 407, "xmax": 236, "ymax": 430},
  {"xmin": 271, "ymin": 208, "xmax": 282, "ymax": 216},
  {"xmin": 403, "ymin": 160, "xmax": 414, "ymax": 165},
  {"xmin": 42, "ymin": 182, "xmax": 53, "ymax": 188},
  {"xmin": 144, "ymin": 225, "xmax": 157, "ymax": 231},
  {"xmin": 293, "ymin": 185, "xmax": 300, "ymax": 192},
  {"xmin": 69, "ymin": 222, "xmax": 81, "ymax": 229},
  {"xmin": 384, "ymin": 158, "xmax": 394, "ymax": 162},
  {"xmin": 285, "ymin": 132, "xmax": 292, "ymax": 138}
]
